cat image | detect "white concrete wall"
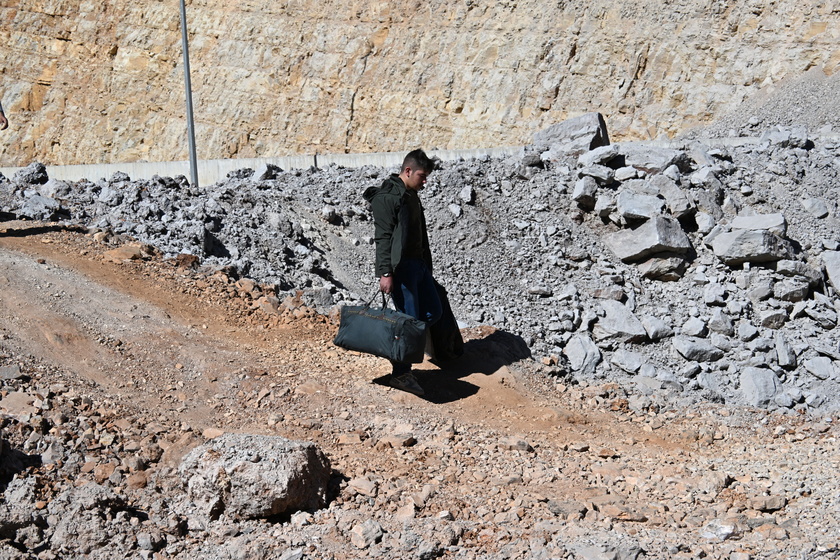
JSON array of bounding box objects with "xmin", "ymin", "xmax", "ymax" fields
[
  {"xmin": 1, "ymin": 147, "xmax": 523, "ymax": 186},
  {"xmin": 10, "ymin": 135, "xmax": 837, "ymax": 185}
]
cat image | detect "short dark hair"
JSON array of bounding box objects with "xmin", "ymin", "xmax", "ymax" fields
[{"xmin": 402, "ymin": 149, "xmax": 435, "ymax": 174}]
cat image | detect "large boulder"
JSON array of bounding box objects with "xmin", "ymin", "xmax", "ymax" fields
[
  {"xmin": 730, "ymin": 213, "xmax": 787, "ymax": 236},
  {"xmin": 614, "ymin": 143, "xmax": 689, "ymax": 174},
  {"xmin": 17, "ymin": 194, "xmax": 64, "ymax": 221},
  {"xmin": 177, "ymin": 434, "xmax": 331, "ymax": 528},
  {"xmin": 572, "ymin": 176, "xmax": 598, "ymax": 210},
  {"xmin": 615, "ymin": 191, "xmax": 665, "ymax": 222},
  {"xmin": 563, "ymin": 334, "xmax": 602, "ymax": 375},
  {"xmin": 650, "ymin": 174, "xmax": 695, "ymax": 218},
  {"xmin": 672, "ymin": 336, "xmax": 724, "ymax": 362},
  {"xmin": 637, "ymin": 254, "xmax": 688, "ymax": 281},
  {"xmin": 534, "ymin": 113, "xmax": 610, "ymax": 159},
  {"xmin": 577, "ymin": 144, "xmax": 620, "ymax": 168},
  {"xmin": 801, "ymin": 197, "xmax": 829, "ymax": 218},
  {"xmin": 775, "ymin": 259, "xmax": 823, "ymax": 288},
  {"xmin": 12, "ymin": 162, "xmax": 49, "ymax": 185},
  {"xmin": 592, "ymin": 300, "xmax": 648, "ymax": 343},
  {"xmin": 604, "ymin": 215, "xmax": 692, "ymax": 262},
  {"xmin": 803, "ymin": 357, "xmax": 837, "ymax": 380},
  {"xmin": 252, "ymin": 162, "xmax": 283, "ymax": 181},
  {"xmin": 711, "ymin": 230, "xmax": 794, "ymax": 265},
  {"xmin": 775, "ymin": 333, "xmax": 797, "ymax": 370},
  {"xmin": 822, "ymin": 251, "xmax": 840, "ymax": 292},
  {"xmin": 740, "ymin": 367, "xmax": 781, "ymax": 407}
]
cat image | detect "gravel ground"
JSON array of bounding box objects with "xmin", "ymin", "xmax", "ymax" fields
[{"xmin": 0, "ymin": 231, "xmax": 838, "ymax": 559}]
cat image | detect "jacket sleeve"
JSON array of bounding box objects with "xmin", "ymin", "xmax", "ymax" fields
[{"xmin": 371, "ymin": 194, "xmax": 399, "ymax": 276}]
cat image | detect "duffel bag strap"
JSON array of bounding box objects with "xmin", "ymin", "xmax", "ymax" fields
[{"xmin": 363, "ymin": 289, "xmax": 390, "ymax": 310}]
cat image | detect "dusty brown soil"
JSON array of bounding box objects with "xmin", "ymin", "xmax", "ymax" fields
[
  {"xmin": 1, "ymin": 221, "xmax": 838, "ymax": 559},
  {"xmin": 0, "ymin": 222, "xmax": 603, "ymax": 447}
]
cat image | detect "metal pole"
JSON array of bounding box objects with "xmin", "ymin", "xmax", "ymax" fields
[{"xmin": 179, "ymin": 0, "xmax": 199, "ymax": 188}]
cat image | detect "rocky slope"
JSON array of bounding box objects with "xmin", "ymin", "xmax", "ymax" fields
[
  {"xmin": 3, "ymin": 110, "xmax": 840, "ymax": 415},
  {"xmin": 1, "ymin": 0, "xmax": 839, "ymax": 166}
]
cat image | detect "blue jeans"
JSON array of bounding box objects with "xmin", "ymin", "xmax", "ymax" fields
[{"xmin": 390, "ymin": 258, "xmax": 442, "ymax": 374}]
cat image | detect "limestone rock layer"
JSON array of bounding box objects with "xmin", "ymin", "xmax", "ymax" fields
[{"xmin": 1, "ymin": 0, "xmax": 838, "ymax": 166}]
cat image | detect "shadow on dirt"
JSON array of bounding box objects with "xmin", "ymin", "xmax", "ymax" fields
[
  {"xmin": 374, "ymin": 328, "xmax": 532, "ymax": 404},
  {"xmin": 0, "ymin": 222, "xmax": 87, "ymax": 237}
]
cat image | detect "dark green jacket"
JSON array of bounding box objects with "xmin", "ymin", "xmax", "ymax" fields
[{"xmin": 363, "ymin": 174, "xmax": 432, "ymax": 277}]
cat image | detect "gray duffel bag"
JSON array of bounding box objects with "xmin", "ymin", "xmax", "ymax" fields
[{"xmin": 333, "ymin": 294, "xmax": 427, "ymax": 363}]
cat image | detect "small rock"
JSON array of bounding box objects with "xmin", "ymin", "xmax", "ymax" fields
[
  {"xmin": 499, "ymin": 437, "xmax": 532, "ymax": 452},
  {"xmin": 801, "ymin": 197, "xmax": 829, "ymax": 218},
  {"xmin": 748, "ymin": 495, "xmax": 787, "ymax": 512},
  {"xmin": 348, "ymin": 477, "xmax": 378, "ymax": 497},
  {"xmin": 672, "ymin": 336, "xmax": 724, "ymax": 362},
  {"xmin": 701, "ymin": 518, "xmax": 740, "ymax": 541},
  {"xmin": 681, "ymin": 317, "xmax": 708, "ymax": 338},
  {"xmin": 641, "ymin": 315, "xmax": 674, "ymax": 341},
  {"xmin": 350, "ymin": 519, "xmax": 383, "ymax": 549},
  {"xmin": 803, "ymin": 357, "xmax": 836, "ymax": 380}
]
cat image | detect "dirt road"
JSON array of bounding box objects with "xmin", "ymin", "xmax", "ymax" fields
[{"xmin": 1, "ymin": 221, "xmax": 838, "ymax": 559}]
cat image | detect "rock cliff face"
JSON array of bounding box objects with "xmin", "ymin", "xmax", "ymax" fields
[{"xmin": 1, "ymin": 0, "xmax": 838, "ymax": 166}]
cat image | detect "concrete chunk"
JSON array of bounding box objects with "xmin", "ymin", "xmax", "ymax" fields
[
  {"xmin": 178, "ymin": 434, "xmax": 330, "ymax": 526},
  {"xmin": 711, "ymin": 230, "xmax": 794, "ymax": 265},
  {"xmin": 604, "ymin": 216, "xmax": 692, "ymax": 262},
  {"xmin": 822, "ymin": 251, "xmax": 840, "ymax": 291},
  {"xmin": 672, "ymin": 336, "xmax": 724, "ymax": 362},
  {"xmin": 563, "ymin": 334, "xmax": 602, "ymax": 374},
  {"xmin": 593, "ymin": 300, "xmax": 648, "ymax": 343},
  {"xmin": 740, "ymin": 367, "xmax": 780, "ymax": 407},
  {"xmin": 615, "ymin": 191, "xmax": 664, "ymax": 221},
  {"xmin": 730, "ymin": 213, "xmax": 787, "ymax": 236},
  {"xmin": 534, "ymin": 113, "xmax": 610, "ymax": 158}
]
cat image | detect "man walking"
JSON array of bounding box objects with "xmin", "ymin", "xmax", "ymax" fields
[{"xmin": 363, "ymin": 149, "xmax": 442, "ymax": 396}]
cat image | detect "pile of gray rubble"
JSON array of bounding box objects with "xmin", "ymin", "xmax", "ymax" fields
[{"xmin": 2, "ymin": 113, "xmax": 840, "ymax": 412}]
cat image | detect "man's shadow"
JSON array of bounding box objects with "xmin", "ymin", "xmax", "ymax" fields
[
  {"xmin": 374, "ymin": 328, "xmax": 532, "ymax": 404},
  {"xmin": 0, "ymin": 438, "xmax": 42, "ymax": 491},
  {"xmin": 0, "ymin": 219, "xmax": 86, "ymax": 237}
]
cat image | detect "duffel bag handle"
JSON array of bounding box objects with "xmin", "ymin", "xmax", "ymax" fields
[{"xmin": 364, "ymin": 289, "xmax": 392, "ymax": 310}]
